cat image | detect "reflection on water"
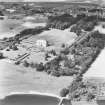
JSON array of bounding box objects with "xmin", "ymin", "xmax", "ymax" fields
[{"xmin": 0, "ymin": 94, "xmax": 60, "ymax": 105}]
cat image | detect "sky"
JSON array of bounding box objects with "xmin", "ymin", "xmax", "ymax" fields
[
  {"xmin": 0, "ymin": 0, "xmax": 66, "ymax": 2},
  {"xmin": 25, "ymin": 0, "xmax": 65, "ymax": 1}
]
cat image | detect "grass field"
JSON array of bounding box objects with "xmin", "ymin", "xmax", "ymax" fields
[{"xmin": 0, "ymin": 59, "xmax": 73, "ymax": 98}]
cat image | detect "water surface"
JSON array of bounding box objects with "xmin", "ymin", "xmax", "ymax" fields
[{"xmin": 0, "ymin": 94, "xmax": 60, "ymax": 105}]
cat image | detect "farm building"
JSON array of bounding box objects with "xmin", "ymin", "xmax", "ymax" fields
[{"xmin": 36, "ymin": 39, "xmax": 48, "ymax": 48}]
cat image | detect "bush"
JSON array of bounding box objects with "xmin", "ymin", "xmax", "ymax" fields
[
  {"xmin": 44, "ymin": 62, "xmax": 51, "ymax": 71},
  {"xmin": 64, "ymin": 59, "xmax": 75, "ymax": 68},
  {"xmin": 60, "ymin": 88, "xmax": 69, "ymax": 97},
  {"xmin": 68, "ymin": 74, "xmax": 98, "ymax": 101},
  {"xmin": 15, "ymin": 61, "xmax": 20, "ymax": 65},
  {"xmin": 61, "ymin": 68, "xmax": 78, "ymax": 76},
  {"xmin": 23, "ymin": 60, "xmax": 29, "ymax": 67},
  {"xmin": 50, "ymin": 50, "xmax": 56, "ymax": 56},
  {"xmin": 12, "ymin": 45, "xmax": 18, "ymax": 51},
  {"xmin": 6, "ymin": 49, "xmax": 10, "ymax": 51},
  {"xmin": 60, "ymin": 47, "xmax": 70, "ymax": 55},
  {"xmin": 30, "ymin": 62, "xmax": 37, "ymax": 68},
  {"xmin": 51, "ymin": 70, "xmax": 60, "ymax": 77},
  {"xmin": 0, "ymin": 52, "xmax": 4, "ymax": 59},
  {"xmin": 45, "ymin": 53, "xmax": 50, "ymax": 61},
  {"xmin": 36, "ymin": 62, "xmax": 44, "ymax": 72},
  {"xmin": 61, "ymin": 43, "xmax": 66, "ymax": 48},
  {"xmin": 70, "ymin": 25, "xmax": 82, "ymax": 36},
  {"xmin": 86, "ymin": 92, "xmax": 96, "ymax": 101}
]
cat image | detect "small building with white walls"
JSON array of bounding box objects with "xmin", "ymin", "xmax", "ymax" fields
[{"xmin": 36, "ymin": 39, "xmax": 48, "ymax": 48}]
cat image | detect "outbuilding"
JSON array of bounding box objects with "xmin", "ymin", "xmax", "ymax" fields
[{"xmin": 36, "ymin": 39, "xmax": 48, "ymax": 48}]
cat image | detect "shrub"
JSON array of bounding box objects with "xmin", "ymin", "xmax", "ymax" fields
[
  {"xmin": 15, "ymin": 61, "xmax": 20, "ymax": 65},
  {"xmin": 61, "ymin": 68, "xmax": 78, "ymax": 76},
  {"xmin": 6, "ymin": 49, "xmax": 10, "ymax": 51},
  {"xmin": 36, "ymin": 62, "xmax": 44, "ymax": 72},
  {"xmin": 44, "ymin": 62, "xmax": 51, "ymax": 71},
  {"xmin": 60, "ymin": 47, "xmax": 70, "ymax": 55},
  {"xmin": 51, "ymin": 70, "xmax": 60, "ymax": 77},
  {"xmin": 68, "ymin": 74, "xmax": 98, "ymax": 101},
  {"xmin": 86, "ymin": 92, "xmax": 96, "ymax": 101},
  {"xmin": 30, "ymin": 62, "xmax": 37, "ymax": 68},
  {"xmin": 45, "ymin": 53, "xmax": 50, "ymax": 61},
  {"xmin": 50, "ymin": 50, "xmax": 56, "ymax": 56},
  {"xmin": 46, "ymin": 69, "xmax": 52, "ymax": 74},
  {"xmin": 23, "ymin": 60, "xmax": 29, "ymax": 67},
  {"xmin": 61, "ymin": 43, "xmax": 66, "ymax": 48},
  {"xmin": 0, "ymin": 52, "xmax": 4, "ymax": 59},
  {"xmin": 70, "ymin": 25, "xmax": 82, "ymax": 36},
  {"xmin": 60, "ymin": 88, "xmax": 69, "ymax": 97},
  {"xmin": 64, "ymin": 59, "xmax": 75, "ymax": 68},
  {"xmin": 69, "ymin": 76, "xmax": 83, "ymax": 93},
  {"xmin": 12, "ymin": 45, "xmax": 18, "ymax": 51}
]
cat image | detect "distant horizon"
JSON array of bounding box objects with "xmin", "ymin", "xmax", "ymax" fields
[
  {"xmin": 0, "ymin": 0, "xmax": 65, "ymax": 2},
  {"xmin": 0, "ymin": 0, "xmax": 104, "ymax": 6},
  {"xmin": 0, "ymin": 0, "xmax": 98, "ymax": 3},
  {"xmin": 0, "ymin": 0, "xmax": 97, "ymax": 3}
]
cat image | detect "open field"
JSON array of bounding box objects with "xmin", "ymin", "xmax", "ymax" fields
[
  {"xmin": 84, "ymin": 47, "xmax": 105, "ymax": 78},
  {"xmin": 1, "ymin": 28, "xmax": 77, "ymax": 63},
  {"xmin": 0, "ymin": 15, "xmax": 47, "ymax": 39},
  {"xmin": 0, "ymin": 59, "xmax": 73, "ymax": 98},
  {"xmin": 0, "ymin": 60, "xmax": 100, "ymax": 105},
  {"xmin": 72, "ymin": 101, "xmax": 97, "ymax": 105}
]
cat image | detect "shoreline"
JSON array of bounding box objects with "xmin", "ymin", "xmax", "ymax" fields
[{"xmin": 0, "ymin": 91, "xmax": 61, "ymax": 100}]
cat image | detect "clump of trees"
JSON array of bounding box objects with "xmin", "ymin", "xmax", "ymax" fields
[
  {"xmin": 9, "ymin": 44, "xmax": 18, "ymax": 51},
  {"xmin": 44, "ymin": 55, "xmax": 62, "ymax": 76},
  {"xmin": 57, "ymin": 30, "xmax": 105, "ymax": 101},
  {"xmin": 46, "ymin": 13, "xmax": 86, "ymax": 30},
  {"xmin": 68, "ymin": 75, "xmax": 97, "ymax": 101},
  {"xmin": 15, "ymin": 27, "xmax": 49, "ymax": 39},
  {"xmin": 20, "ymin": 30, "xmax": 105, "ymax": 79},
  {"xmin": 71, "ymin": 16, "xmax": 98, "ymax": 36},
  {"xmin": 22, "ymin": 60, "xmax": 44, "ymax": 71},
  {"xmin": 60, "ymin": 88, "xmax": 69, "ymax": 97},
  {"xmin": 20, "ymin": 30, "xmax": 105, "ymax": 78},
  {"xmin": 41, "ymin": 30, "xmax": 105, "ymax": 77}
]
